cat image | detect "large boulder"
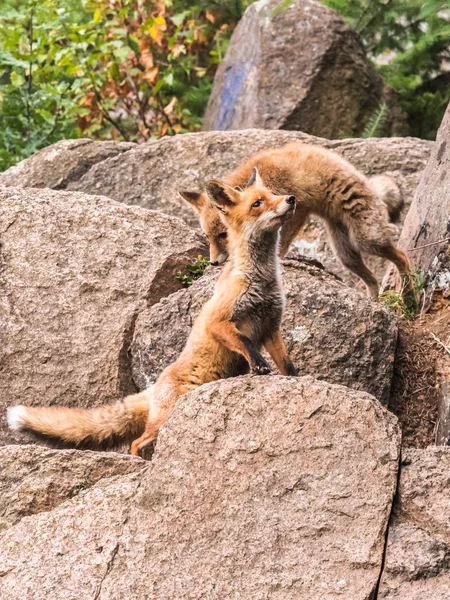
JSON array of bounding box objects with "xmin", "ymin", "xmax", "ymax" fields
[
  {"xmin": 379, "ymin": 448, "xmax": 450, "ymax": 599},
  {"xmin": 0, "ymin": 376, "xmax": 401, "ymax": 599},
  {"xmin": 0, "ymin": 186, "xmax": 206, "ymax": 445},
  {"xmin": 0, "ymin": 138, "xmax": 134, "ymax": 189},
  {"xmin": 0, "ymin": 445, "xmax": 145, "ymax": 531},
  {"xmin": 0, "ymin": 132, "xmax": 430, "ymax": 229},
  {"xmin": 202, "ymin": 0, "xmax": 407, "ymax": 138},
  {"xmin": 383, "ymin": 102, "xmax": 450, "ymax": 292},
  {"xmin": 131, "ymin": 259, "xmax": 397, "ymax": 404},
  {"xmin": 0, "ymin": 131, "xmax": 432, "ymax": 287},
  {"xmin": 381, "ymin": 104, "xmax": 450, "ymax": 446}
]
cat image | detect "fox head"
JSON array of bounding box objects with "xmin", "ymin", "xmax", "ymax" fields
[{"xmin": 180, "ymin": 168, "xmax": 295, "ymax": 265}]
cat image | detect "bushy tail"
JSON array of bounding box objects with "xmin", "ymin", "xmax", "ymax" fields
[
  {"xmin": 368, "ymin": 174, "xmax": 404, "ymax": 223},
  {"xmin": 7, "ymin": 389, "xmax": 151, "ymax": 449}
]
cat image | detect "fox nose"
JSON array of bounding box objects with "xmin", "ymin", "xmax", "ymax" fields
[
  {"xmin": 210, "ymin": 260, "xmax": 219, "ymax": 266},
  {"xmin": 286, "ymin": 195, "xmax": 296, "ymax": 205}
]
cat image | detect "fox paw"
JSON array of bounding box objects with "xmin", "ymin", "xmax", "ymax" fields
[{"xmin": 252, "ymin": 361, "xmax": 271, "ymax": 375}]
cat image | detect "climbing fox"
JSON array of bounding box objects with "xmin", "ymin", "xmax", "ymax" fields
[
  {"xmin": 180, "ymin": 142, "xmax": 410, "ymax": 300},
  {"xmin": 8, "ymin": 168, "xmax": 298, "ymax": 456}
]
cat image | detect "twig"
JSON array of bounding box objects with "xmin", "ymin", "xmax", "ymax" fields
[
  {"xmin": 87, "ymin": 72, "xmax": 130, "ymax": 141},
  {"xmin": 25, "ymin": 4, "xmax": 34, "ymax": 142},
  {"xmin": 429, "ymin": 331, "xmax": 450, "ymax": 357},
  {"xmin": 406, "ymin": 238, "xmax": 450, "ymax": 251},
  {"xmin": 155, "ymin": 93, "xmax": 174, "ymax": 134}
]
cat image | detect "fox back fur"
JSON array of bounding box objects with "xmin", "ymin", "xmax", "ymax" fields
[
  {"xmin": 180, "ymin": 142, "xmax": 409, "ymax": 300},
  {"xmin": 8, "ymin": 169, "xmax": 298, "ymax": 455}
]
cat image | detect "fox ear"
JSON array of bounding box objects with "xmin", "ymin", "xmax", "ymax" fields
[
  {"xmin": 205, "ymin": 180, "xmax": 238, "ymax": 213},
  {"xmin": 246, "ymin": 166, "xmax": 264, "ymax": 188},
  {"xmin": 178, "ymin": 190, "xmax": 204, "ymax": 211}
]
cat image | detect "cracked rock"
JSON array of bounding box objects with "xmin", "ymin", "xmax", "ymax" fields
[
  {"xmin": 0, "ymin": 445, "xmax": 145, "ymax": 531},
  {"xmin": 0, "ymin": 138, "xmax": 135, "ymax": 190},
  {"xmin": 379, "ymin": 448, "xmax": 450, "ymax": 599}
]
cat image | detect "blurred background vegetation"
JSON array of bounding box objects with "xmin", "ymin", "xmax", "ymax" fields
[{"xmin": 0, "ymin": 0, "xmax": 449, "ymax": 171}]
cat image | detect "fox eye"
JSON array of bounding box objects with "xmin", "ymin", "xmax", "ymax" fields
[
  {"xmin": 252, "ymin": 200, "xmax": 262, "ymax": 208},
  {"xmin": 218, "ymin": 232, "xmax": 227, "ymax": 239}
]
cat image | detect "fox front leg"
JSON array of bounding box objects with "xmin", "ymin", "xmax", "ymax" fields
[
  {"xmin": 264, "ymin": 329, "xmax": 298, "ymax": 376},
  {"xmin": 209, "ymin": 321, "xmax": 271, "ymax": 375}
]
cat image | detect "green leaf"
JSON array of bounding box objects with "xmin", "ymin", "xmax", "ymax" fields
[
  {"xmin": 420, "ymin": 1, "xmax": 446, "ymax": 19},
  {"xmin": 10, "ymin": 71, "xmax": 25, "ymax": 87},
  {"xmin": 153, "ymin": 79, "xmax": 165, "ymax": 94},
  {"xmin": 171, "ymin": 12, "xmax": 186, "ymax": 27},
  {"xmin": 164, "ymin": 72, "xmax": 174, "ymax": 86}
]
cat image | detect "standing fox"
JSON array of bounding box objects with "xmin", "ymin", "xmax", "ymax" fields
[
  {"xmin": 180, "ymin": 142, "xmax": 410, "ymax": 300},
  {"xmin": 8, "ymin": 168, "xmax": 298, "ymax": 456}
]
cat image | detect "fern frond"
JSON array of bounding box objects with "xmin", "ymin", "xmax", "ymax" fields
[{"xmin": 362, "ymin": 102, "xmax": 389, "ymax": 138}]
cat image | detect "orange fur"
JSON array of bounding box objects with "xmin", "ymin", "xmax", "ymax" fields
[
  {"xmin": 180, "ymin": 142, "xmax": 409, "ymax": 300},
  {"xmin": 8, "ymin": 169, "xmax": 298, "ymax": 455}
]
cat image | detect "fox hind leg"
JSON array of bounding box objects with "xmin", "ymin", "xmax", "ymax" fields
[
  {"xmin": 363, "ymin": 241, "xmax": 415, "ymax": 306},
  {"xmin": 328, "ymin": 226, "xmax": 379, "ymax": 300},
  {"xmin": 130, "ymin": 378, "xmax": 179, "ymax": 456},
  {"xmin": 130, "ymin": 424, "xmax": 160, "ymax": 456}
]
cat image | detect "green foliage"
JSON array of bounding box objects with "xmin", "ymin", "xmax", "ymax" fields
[
  {"xmin": 176, "ymin": 254, "xmax": 210, "ymax": 287},
  {"xmin": 0, "ymin": 1, "xmax": 84, "ymax": 170},
  {"xmin": 1, "ymin": 0, "xmax": 449, "ymax": 172},
  {"xmin": 0, "ymin": 0, "xmax": 243, "ymax": 171},
  {"xmin": 320, "ymin": 0, "xmax": 450, "ymax": 139},
  {"xmin": 362, "ymin": 102, "xmax": 389, "ymax": 138},
  {"xmin": 379, "ymin": 269, "xmax": 425, "ymax": 319}
]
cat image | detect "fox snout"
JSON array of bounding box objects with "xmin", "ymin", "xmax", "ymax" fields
[
  {"xmin": 276, "ymin": 195, "xmax": 296, "ymax": 217},
  {"xmin": 209, "ymin": 248, "xmax": 229, "ymax": 266}
]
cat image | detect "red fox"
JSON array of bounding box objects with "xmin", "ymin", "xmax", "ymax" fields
[
  {"xmin": 8, "ymin": 168, "xmax": 298, "ymax": 456},
  {"xmin": 180, "ymin": 142, "xmax": 410, "ymax": 300}
]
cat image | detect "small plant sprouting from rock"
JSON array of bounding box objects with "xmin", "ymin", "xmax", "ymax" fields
[
  {"xmin": 379, "ymin": 269, "xmax": 425, "ymax": 320},
  {"xmin": 176, "ymin": 255, "xmax": 210, "ymax": 287}
]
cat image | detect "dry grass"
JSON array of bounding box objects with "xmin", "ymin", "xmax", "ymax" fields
[
  {"xmin": 389, "ymin": 319, "xmax": 439, "ymax": 447},
  {"xmin": 389, "ymin": 293, "xmax": 450, "ymax": 448}
]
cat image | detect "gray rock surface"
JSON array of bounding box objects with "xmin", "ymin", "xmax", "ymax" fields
[
  {"xmin": 0, "ymin": 375, "xmax": 401, "ymax": 600},
  {"xmin": 0, "ymin": 138, "xmax": 134, "ymax": 190},
  {"xmin": 0, "ymin": 445, "xmax": 145, "ymax": 531},
  {"xmin": 203, "ymin": 0, "xmax": 407, "ymax": 138},
  {"xmin": 0, "ymin": 132, "xmax": 431, "ymax": 230},
  {"xmin": 0, "ymin": 131, "xmax": 432, "ymax": 287},
  {"xmin": 379, "ymin": 448, "xmax": 450, "ymax": 599},
  {"xmin": 382, "ymin": 102, "xmax": 450, "ymax": 294},
  {"xmin": 0, "ymin": 186, "xmax": 206, "ymax": 445},
  {"xmin": 132, "ymin": 259, "xmax": 397, "ymax": 404}
]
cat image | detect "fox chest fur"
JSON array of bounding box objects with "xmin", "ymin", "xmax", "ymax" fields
[{"xmin": 231, "ymin": 270, "xmax": 284, "ymax": 343}]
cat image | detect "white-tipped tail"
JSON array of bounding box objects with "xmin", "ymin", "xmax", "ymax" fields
[
  {"xmin": 4, "ymin": 391, "xmax": 151, "ymax": 449},
  {"xmin": 7, "ymin": 405, "xmax": 27, "ymax": 431}
]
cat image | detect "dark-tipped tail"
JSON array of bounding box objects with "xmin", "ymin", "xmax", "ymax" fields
[
  {"xmin": 7, "ymin": 389, "xmax": 151, "ymax": 449},
  {"xmin": 369, "ymin": 174, "xmax": 404, "ymax": 223}
]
